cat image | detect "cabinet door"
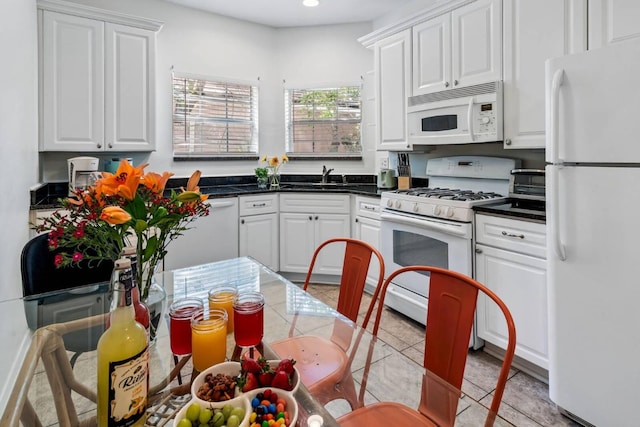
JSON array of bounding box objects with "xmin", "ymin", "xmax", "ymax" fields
[
  {"xmin": 41, "ymin": 11, "xmax": 104, "ymax": 151},
  {"xmin": 239, "ymin": 213, "xmax": 278, "ymax": 271},
  {"xmin": 451, "ymin": 0, "xmax": 502, "ymax": 88},
  {"xmin": 503, "ymin": 0, "xmax": 586, "ymax": 149},
  {"xmin": 353, "ymin": 216, "xmax": 382, "ymax": 289},
  {"xmin": 475, "ymin": 244, "xmax": 548, "ymax": 369},
  {"xmin": 279, "ymin": 213, "xmax": 316, "ymax": 273},
  {"xmin": 105, "ymin": 24, "xmax": 156, "ymax": 151},
  {"xmin": 313, "ymin": 214, "xmax": 352, "ymax": 275},
  {"xmin": 412, "ymin": 15, "xmax": 451, "ymax": 96},
  {"xmin": 589, "ymin": 0, "xmax": 640, "ymax": 48},
  {"xmin": 375, "ymin": 30, "xmax": 411, "ymax": 151}
]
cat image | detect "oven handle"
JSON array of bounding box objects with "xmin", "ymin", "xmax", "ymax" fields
[{"xmin": 380, "ymin": 211, "xmax": 469, "ymax": 237}]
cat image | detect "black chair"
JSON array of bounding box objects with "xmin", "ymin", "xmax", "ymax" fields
[{"xmin": 21, "ymin": 233, "xmax": 114, "ymax": 367}]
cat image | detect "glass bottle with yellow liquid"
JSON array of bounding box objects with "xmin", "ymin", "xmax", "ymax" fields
[{"xmin": 97, "ymin": 258, "xmax": 149, "ymax": 426}]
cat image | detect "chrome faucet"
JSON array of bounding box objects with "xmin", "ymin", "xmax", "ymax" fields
[{"xmin": 322, "ymin": 165, "xmax": 334, "ymax": 184}]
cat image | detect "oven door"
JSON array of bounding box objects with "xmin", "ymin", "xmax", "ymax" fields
[{"xmin": 380, "ymin": 210, "xmax": 472, "ymax": 313}]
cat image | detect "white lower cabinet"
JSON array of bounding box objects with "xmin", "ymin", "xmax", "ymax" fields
[
  {"xmin": 353, "ymin": 196, "xmax": 382, "ymax": 291},
  {"xmin": 279, "ymin": 194, "xmax": 350, "ymax": 274},
  {"xmin": 475, "ymin": 214, "xmax": 548, "ymax": 369},
  {"xmin": 239, "ymin": 194, "xmax": 278, "ymax": 271}
]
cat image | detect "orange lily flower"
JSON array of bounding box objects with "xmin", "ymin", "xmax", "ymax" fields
[
  {"xmin": 97, "ymin": 160, "xmax": 147, "ymax": 200},
  {"xmin": 100, "ymin": 206, "xmax": 132, "ymax": 225},
  {"xmin": 186, "ymin": 170, "xmax": 202, "ymax": 192},
  {"xmin": 143, "ymin": 171, "xmax": 174, "ymax": 195}
]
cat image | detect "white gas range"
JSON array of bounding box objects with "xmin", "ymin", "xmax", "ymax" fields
[{"xmin": 379, "ymin": 156, "xmax": 518, "ymax": 348}]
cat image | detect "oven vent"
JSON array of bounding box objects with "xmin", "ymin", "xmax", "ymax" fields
[{"xmin": 409, "ymin": 81, "xmax": 501, "ymax": 106}]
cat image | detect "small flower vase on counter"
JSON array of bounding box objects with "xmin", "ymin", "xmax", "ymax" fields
[
  {"xmin": 257, "ymin": 176, "xmax": 268, "ymax": 189},
  {"xmin": 270, "ymin": 173, "xmax": 280, "ymax": 190}
]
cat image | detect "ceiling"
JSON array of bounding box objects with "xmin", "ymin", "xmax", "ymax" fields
[{"xmin": 163, "ymin": 0, "xmax": 416, "ymax": 28}]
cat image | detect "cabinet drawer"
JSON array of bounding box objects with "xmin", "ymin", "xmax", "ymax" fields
[
  {"xmin": 475, "ymin": 214, "xmax": 546, "ymax": 258},
  {"xmin": 280, "ymin": 193, "xmax": 350, "ymax": 214},
  {"xmin": 354, "ymin": 196, "xmax": 381, "ymax": 220},
  {"xmin": 239, "ymin": 194, "xmax": 278, "ymax": 216}
]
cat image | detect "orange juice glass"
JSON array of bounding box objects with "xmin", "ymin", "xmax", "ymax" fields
[
  {"xmin": 191, "ymin": 308, "xmax": 228, "ymax": 372},
  {"xmin": 208, "ymin": 286, "xmax": 238, "ymax": 334}
]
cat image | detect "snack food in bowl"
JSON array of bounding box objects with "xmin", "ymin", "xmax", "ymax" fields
[
  {"xmin": 237, "ymin": 358, "xmax": 300, "ymax": 393},
  {"xmin": 173, "ymin": 397, "xmax": 251, "ymax": 427},
  {"xmin": 243, "ymin": 387, "xmax": 298, "ymax": 427},
  {"xmin": 191, "ymin": 361, "xmax": 243, "ymax": 406}
]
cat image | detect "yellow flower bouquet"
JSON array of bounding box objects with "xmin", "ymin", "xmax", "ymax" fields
[
  {"xmin": 35, "ymin": 160, "xmax": 210, "ymax": 301},
  {"xmin": 260, "ymin": 154, "xmax": 289, "ymax": 189}
]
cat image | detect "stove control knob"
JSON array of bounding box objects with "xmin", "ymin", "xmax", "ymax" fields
[
  {"xmin": 394, "ymin": 200, "xmax": 401, "ymax": 209},
  {"xmin": 434, "ymin": 205, "xmax": 441, "ymax": 216},
  {"xmin": 413, "ymin": 203, "xmax": 419, "ymax": 213},
  {"xmin": 446, "ymin": 207, "xmax": 455, "ymax": 218},
  {"xmin": 481, "ymin": 116, "xmax": 491, "ymax": 124},
  {"xmin": 386, "ymin": 199, "xmax": 393, "ymax": 208}
]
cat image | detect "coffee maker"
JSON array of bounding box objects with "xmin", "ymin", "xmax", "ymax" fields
[{"xmin": 68, "ymin": 156, "xmax": 101, "ymax": 195}]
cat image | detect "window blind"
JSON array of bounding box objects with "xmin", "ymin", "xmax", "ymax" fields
[
  {"xmin": 285, "ymin": 86, "xmax": 362, "ymax": 155},
  {"xmin": 172, "ymin": 75, "xmax": 258, "ymax": 157}
]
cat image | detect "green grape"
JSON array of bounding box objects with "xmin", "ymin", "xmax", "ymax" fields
[
  {"xmin": 198, "ymin": 407, "xmax": 213, "ymax": 425},
  {"xmin": 185, "ymin": 403, "xmax": 201, "ymax": 423}
]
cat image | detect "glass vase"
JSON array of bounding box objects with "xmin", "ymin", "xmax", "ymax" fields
[
  {"xmin": 269, "ymin": 173, "xmax": 280, "ymax": 190},
  {"xmin": 139, "ymin": 261, "xmax": 166, "ymax": 343},
  {"xmin": 257, "ymin": 176, "xmax": 268, "ymax": 189}
]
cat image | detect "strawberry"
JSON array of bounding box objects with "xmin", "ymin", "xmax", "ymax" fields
[
  {"xmin": 241, "ymin": 358, "xmax": 262, "ymax": 375},
  {"xmin": 270, "ymin": 370, "xmax": 292, "ymax": 391},
  {"xmin": 241, "ymin": 372, "xmax": 259, "ymax": 392},
  {"xmin": 258, "ymin": 370, "xmax": 274, "ymax": 387},
  {"xmin": 276, "ymin": 358, "xmax": 296, "ymax": 375}
]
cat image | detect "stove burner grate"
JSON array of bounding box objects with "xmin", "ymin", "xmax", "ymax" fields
[{"xmin": 395, "ymin": 187, "xmax": 503, "ymax": 202}]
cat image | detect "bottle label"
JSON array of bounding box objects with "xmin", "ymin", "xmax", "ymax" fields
[{"xmin": 107, "ymin": 347, "xmax": 149, "ymax": 426}]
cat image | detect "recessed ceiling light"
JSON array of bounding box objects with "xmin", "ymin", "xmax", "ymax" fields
[{"xmin": 303, "ymin": 0, "xmax": 319, "ymax": 7}]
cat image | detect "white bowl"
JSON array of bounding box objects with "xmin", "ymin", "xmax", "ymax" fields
[
  {"xmin": 191, "ymin": 361, "xmax": 243, "ymax": 406},
  {"xmin": 173, "ymin": 396, "xmax": 251, "ymax": 427},
  {"xmin": 243, "ymin": 387, "xmax": 298, "ymax": 427}
]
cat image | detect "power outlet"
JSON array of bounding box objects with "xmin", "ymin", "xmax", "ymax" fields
[{"xmin": 380, "ymin": 157, "xmax": 389, "ymax": 169}]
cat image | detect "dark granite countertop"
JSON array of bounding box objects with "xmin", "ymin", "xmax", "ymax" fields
[
  {"xmin": 474, "ymin": 198, "xmax": 546, "ymax": 223},
  {"xmin": 30, "ymin": 175, "xmax": 384, "ymax": 210}
]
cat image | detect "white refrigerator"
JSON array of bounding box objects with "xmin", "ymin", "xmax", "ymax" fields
[{"xmin": 546, "ymin": 39, "xmax": 640, "ymax": 426}]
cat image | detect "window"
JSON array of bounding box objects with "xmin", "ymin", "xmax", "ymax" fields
[
  {"xmin": 285, "ymin": 86, "xmax": 362, "ymax": 156},
  {"xmin": 172, "ymin": 73, "xmax": 258, "ymax": 158}
]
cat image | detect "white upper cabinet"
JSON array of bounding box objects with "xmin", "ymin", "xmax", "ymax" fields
[
  {"xmin": 374, "ymin": 29, "xmax": 412, "ymax": 151},
  {"xmin": 412, "ymin": 0, "xmax": 502, "ymax": 97},
  {"xmin": 589, "ymin": 0, "xmax": 640, "ymax": 48},
  {"xmin": 503, "ymin": 0, "xmax": 586, "ymax": 149},
  {"xmin": 38, "ymin": 1, "xmax": 162, "ymax": 152}
]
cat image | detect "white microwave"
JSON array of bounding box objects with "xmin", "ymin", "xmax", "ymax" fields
[{"xmin": 407, "ymin": 81, "xmax": 503, "ymax": 145}]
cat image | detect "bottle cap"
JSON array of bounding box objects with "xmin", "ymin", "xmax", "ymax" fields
[{"xmin": 115, "ymin": 258, "xmax": 131, "ymax": 269}]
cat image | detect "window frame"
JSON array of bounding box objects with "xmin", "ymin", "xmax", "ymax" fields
[
  {"xmin": 284, "ymin": 83, "xmax": 363, "ymax": 159},
  {"xmin": 172, "ymin": 71, "xmax": 259, "ymax": 160}
]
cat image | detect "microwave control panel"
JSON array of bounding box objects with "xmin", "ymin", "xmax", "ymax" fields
[{"xmin": 475, "ymin": 103, "xmax": 498, "ymax": 136}]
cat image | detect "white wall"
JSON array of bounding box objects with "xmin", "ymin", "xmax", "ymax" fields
[
  {"xmin": 0, "ymin": 0, "xmax": 39, "ymax": 415},
  {"xmin": 41, "ymin": 0, "xmax": 376, "ymax": 181}
]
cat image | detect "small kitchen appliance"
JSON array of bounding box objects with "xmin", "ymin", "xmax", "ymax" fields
[
  {"xmin": 379, "ymin": 156, "xmax": 518, "ymax": 349},
  {"xmin": 407, "ymin": 81, "xmax": 503, "ymax": 145},
  {"xmin": 377, "ymin": 169, "xmax": 397, "ymax": 189},
  {"xmin": 68, "ymin": 156, "xmax": 101, "ymax": 196}
]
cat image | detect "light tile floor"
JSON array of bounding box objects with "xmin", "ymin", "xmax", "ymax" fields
[{"xmin": 305, "ymin": 283, "xmax": 581, "ymax": 427}]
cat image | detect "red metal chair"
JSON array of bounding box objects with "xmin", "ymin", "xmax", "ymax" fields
[
  {"xmin": 338, "ymin": 265, "xmax": 516, "ymax": 427},
  {"xmin": 270, "ymin": 237, "xmax": 385, "ymax": 410}
]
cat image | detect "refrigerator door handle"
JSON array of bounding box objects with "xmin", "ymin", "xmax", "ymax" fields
[
  {"xmin": 549, "ymin": 69, "xmax": 565, "ymax": 164},
  {"xmin": 549, "ymin": 166, "xmax": 567, "ymax": 261},
  {"xmin": 467, "ymin": 97, "xmax": 475, "ymax": 141}
]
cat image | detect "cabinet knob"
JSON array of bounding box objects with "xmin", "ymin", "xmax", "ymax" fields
[
  {"xmin": 108, "ymin": 143, "xmax": 113, "ymax": 148},
  {"xmin": 505, "ymin": 138, "xmax": 512, "ymax": 146},
  {"xmin": 475, "ymin": 247, "xmax": 483, "ymax": 254},
  {"xmin": 241, "ymin": 219, "xmax": 245, "ymax": 224},
  {"xmin": 309, "ymin": 216, "xmax": 313, "ymax": 221},
  {"xmin": 454, "ymin": 79, "xmax": 459, "ymax": 86},
  {"xmin": 97, "ymin": 143, "xmax": 102, "ymax": 149},
  {"xmin": 355, "ymin": 218, "xmax": 359, "ymax": 223},
  {"xmin": 314, "ymin": 216, "xmax": 319, "ymax": 220},
  {"xmin": 445, "ymin": 81, "xmax": 450, "ymax": 87}
]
